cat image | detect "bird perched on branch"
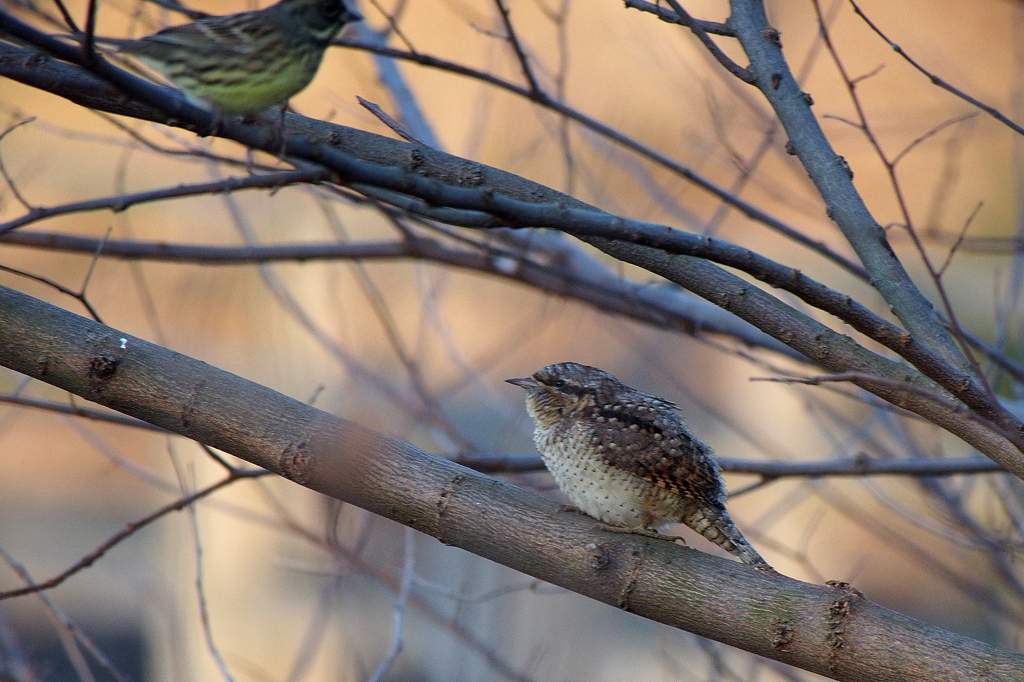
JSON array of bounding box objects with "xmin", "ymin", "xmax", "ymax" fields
[
  {"xmin": 92, "ymin": 0, "xmax": 361, "ymax": 116},
  {"xmin": 507, "ymin": 362, "xmax": 772, "ymax": 570}
]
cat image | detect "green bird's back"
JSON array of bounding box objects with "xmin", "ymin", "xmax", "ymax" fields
[{"xmin": 111, "ymin": 0, "xmax": 361, "ymax": 115}]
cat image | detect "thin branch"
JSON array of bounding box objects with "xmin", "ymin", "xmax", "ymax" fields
[
  {"xmin": 0, "ymin": 469, "xmax": 266, "ymax": 600},
  {"xmin": 0, "ymin": 391, "xmax": 1002, "ymax": 478},
  {"xmin": 51, "ymin": 0, "xmax": 80, "ymax": 32},
  {"xmin": 0, "ymin": 116, "xmax": 35, "ymax": 212},
  {"xmin": 364, "ymin": 0, "xmax": 416, "ymax": 53},
  {"xmin": 81, "ymin": 0, "xmax": 97, "ymax": 63},
  {"xmin": 662, "ymin": 0, "xmax": 753, "ymax": 83},
  {"xmin": 0, "ymin": 230, "xmax": 798, "ymax": 357},
  {"xmin": 356, "ymin": 96, "xmax": 428, "ymax": 145},
  {"xmin": 493, "ymin": 0, "xmax": 542, "ymax": 94},
  {"xmin": 183, "ymin": 469, "xmax": 236, "ymax": 682},
  {"xmin": 937, "ymin": 202, "xmax": 983, "ymax": 277},
  {"xmin": 0, "ymin": 546, "xmax": 131, "ymax": 682},
  {"xmin": 891, "ymin": 113, "xmax": 978, "ymax": 167},
  {"xmin": 848, "ymin": 0, "xmax": 1024, "ymax": 137},
  {"xmin": 0, "ymin": 263, "xmax": 104, "ymax": 322},
  {"xmin": 623, "ymin": 0, "xmax": 735, "ymax": 36},
  {"xmin": 368, "ymin": 527, "xmax": 415, "ymax": 682},
  {"xmin": 0, "ymin": 392, "xmax": 166, "ymax": 431},
  {"xmin": 0, "ymin": 168, "xmax": 328, "ymax": 235},
  {"xmin": 808, "ymin": 0, "xmax": 1002, "ymax": 419}
]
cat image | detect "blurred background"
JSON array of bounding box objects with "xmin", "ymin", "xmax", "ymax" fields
[{"xmin": 1, "ymin": 0, "xmax": 1023, "ymax": 679}]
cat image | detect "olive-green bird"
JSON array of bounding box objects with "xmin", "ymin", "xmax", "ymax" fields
[{"xmin": 99, "ymin": 0, "xmax": 361, "ymax": 115}]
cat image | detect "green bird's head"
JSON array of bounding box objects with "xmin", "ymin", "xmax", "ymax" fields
[{"xmin": 278, "ymin": 0, "xmax": 362, "ymax": 45}]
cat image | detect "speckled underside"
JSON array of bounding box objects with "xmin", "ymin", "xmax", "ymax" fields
[{"xmin": 519, "ymin": 362, "xmax": 770, "ymax": 568}]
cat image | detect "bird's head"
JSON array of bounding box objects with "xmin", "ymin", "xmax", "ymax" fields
[
  {"xmin": 281, "ymin": 0, "xmax": 362, "ymax": 44},
  {"xmin": 506, "ymin": 362, "xmax": 624, "ymax": 428}
]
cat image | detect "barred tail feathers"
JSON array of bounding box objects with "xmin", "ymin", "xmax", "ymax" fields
[{"xmin": 682, "ymin": 505, "xmax": 771, "ymax": 569}]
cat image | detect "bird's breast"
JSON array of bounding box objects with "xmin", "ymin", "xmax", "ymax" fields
[{"xmin": 534, "ymin": 421, "xmax": 685, "ymax": 527}]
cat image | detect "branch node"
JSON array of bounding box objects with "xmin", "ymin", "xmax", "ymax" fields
[
  {"xmin": 436, "ymin": 473, "xmax": 466, "ymax": 522},
  {"xmin": 616, "ymin": 546, "xmax": 646, "ymax": 611},
  {"xmin": 824, "ymin": 580, "xmax": 865, "ymax": 672},
  {"xmin": 88, "ymin": 354, "xmax": 118, "ymax": 381},
  {"xmin": 761, "ymin": 27, "xmax": 782, "ymax": 48},
  {"xmin": 584, "ymin": 542, "xmax": 611, "ymax": 571},
  {"xmin": 770, "ymin": 618, "xmax": 794, "ymax": 652},
  {"xmin": 280, "ymin": 438, "xmax": 312, "ymax": 484}
]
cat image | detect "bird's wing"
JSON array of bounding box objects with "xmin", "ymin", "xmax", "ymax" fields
[
  {"xmin": 588, "ymin": 393, "xmax": 725, "ymax": 506},
  {"xmin": 125, "ymin": 11, "xmax": 271, "ymax": 57}
]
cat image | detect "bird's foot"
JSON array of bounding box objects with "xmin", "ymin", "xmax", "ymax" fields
[
  {"xmin": 273, "ymin": 103, "xmax": 289, "ymax": 158},
  {"xmin": 202, "ymin": 107, "xmax": 224, "ymax": 138},
  {"xmin": 597, "ymin": 524, "xmax": 687, "ymax": 545},
  {"xmin": 559, "ymin": 504, "xmax": 581, "ymax": 514}
]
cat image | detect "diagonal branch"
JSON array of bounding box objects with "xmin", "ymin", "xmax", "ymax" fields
[
  {"xmin": 661, "ymin": 0, "xmax": 753, "ymax": 82},
  {"xmin": 848, "ymin": 0, "xmax": 1024, "ymax": 138},
  {"xmin": 0, "ymin": 284, "xmax": 1020, "ymax": 681},
  {"xmin": 1, "ymin": 33, "xmax": 1021, "ymax": 475},
  {"xmin": 727, "ymin": 0, "xmax": 968, "ymax": 371}
]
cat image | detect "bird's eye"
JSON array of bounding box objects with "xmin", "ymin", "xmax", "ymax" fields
[{"xmin": 553, "ymin": 379, "xmax": 567, "ymax": 388}]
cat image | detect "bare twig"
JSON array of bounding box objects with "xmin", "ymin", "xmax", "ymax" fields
[
  {"xmin": 182, "ymin": 468, "xmax": 236, "ymax": 682},
  {"xmin": 0, "ymin": 469, "xmax": 265, "ymax": 600},
  {"xmin": 357, "ymin": 96, "xmax": 428, "ymax": 145},
  {"xmin": 623, "ymin": 0, "xmax": 735, "ymax": 36},
  {"xmin": 368, "ymin": 527, "xmax": 415, "ymax": 682},
  {"xmin": 0, "ymin": 116, "xmax": 35, "ymax": 212},
  {"xmin": 0, "ymin": 168, "xmax": 328, "ymax": 235},
  {"xmin": 493, "ymin": 0, "xmax": 542, "ymax": 94},
  {"xmin": 0, "ymin": 546, "xmax": 130, "ymax": 681},
  {"xmin": 0, "ymin": 263, "xmax": 104, "ymax": 322},
  {"xmin": 51, "ymin": 0, "xmax": 80, "ymax": 32},
  {"xmin": 662, "ymin": 0, "xmax": 753, "ymax": 82},
  {"xmin": 848, "ymin": 0, "xmax": 1024, "ymax": 137},
  {"xmin": 82, "ymin": 0, "xmax": 97, "ymax": 63},
  {"xmin": 937, "ymin": 202, "xmax": 984, "ymax": 277}
]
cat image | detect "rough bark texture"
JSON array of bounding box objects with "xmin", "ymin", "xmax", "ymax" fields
[{"xmin": 0, "ymin": 284, "xmax": 1020, "ymax": 681}]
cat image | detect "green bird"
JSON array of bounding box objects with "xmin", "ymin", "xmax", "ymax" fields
[{"xmin": 100, "ymin": 0, "xmax": 362, "ymax": 116}]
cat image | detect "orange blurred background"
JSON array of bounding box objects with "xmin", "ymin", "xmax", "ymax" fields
[{"xmin": 1, "ymin": 0, "xmax": 1021, "ymax": 679}]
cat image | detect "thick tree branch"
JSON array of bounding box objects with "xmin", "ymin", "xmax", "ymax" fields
[
  {"xmin": 0, "ymin": 284, "xmax": 1020, "ymax": 681},
  {"xmin": 326, "ymin": 37, "xmax": 866, "ymax": 279}
]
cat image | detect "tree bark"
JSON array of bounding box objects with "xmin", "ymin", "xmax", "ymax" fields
[{"xmin": 0, "ymin": 284, "xmax": 1019, "ymax": 681}]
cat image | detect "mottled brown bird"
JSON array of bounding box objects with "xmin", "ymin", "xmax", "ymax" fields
[{"xmin": 507, "ymin": 362, "xmax": 771, "ymax": 570}]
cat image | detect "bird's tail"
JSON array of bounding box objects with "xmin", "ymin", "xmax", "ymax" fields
[{"xmin": 681, "ymin": 505, "xmax": 772, "ymax": 570}]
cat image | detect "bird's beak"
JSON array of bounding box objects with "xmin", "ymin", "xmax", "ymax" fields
[{"xmin": 505, "ymin": 376, "xmax": 540, "ymax": 390}]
